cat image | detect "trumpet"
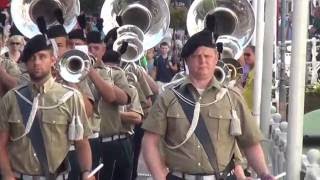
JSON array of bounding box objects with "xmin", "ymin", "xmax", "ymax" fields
[{"xmin": 57, "ymin": 49, "xmax": 96, "ymax": 83}]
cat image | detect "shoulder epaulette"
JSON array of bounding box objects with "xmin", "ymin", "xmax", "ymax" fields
[
  {"xmin": 228, "ymin": 87, "xmax": 243, "ymax": 97},
  {"xmin": 13, "ymin": 83, "xmax": 28, "ymax": 91},
  {"xmin": 61, "ymin": 84, "xmax": 81, "ymax": 95},
  {"xmin": 110, "ymin": 65, "xmax": 123, "ymax": 71},
  {"xmin": 166, "ymin": 77, "xmax": 185, "ymax": 91}
]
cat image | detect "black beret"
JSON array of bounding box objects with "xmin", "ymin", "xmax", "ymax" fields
[
  {"xmin": 102, "ymin": 50, "xmax": 121, "ymax": 64},
  {"xmin": 47, "ymin": 25, "xmax": 67, "ymax": 38},
  {"xmin": 181, "ymin": 30, "xmax": 216, "ymax": 59},
  {"xmin": 68, "ymin": 29, "xmax": 86, "ymax": 41},
  {"xmin": 0, "ymin": 12, "xmax": 6, "ymax": 27},
  {"xmin": 21, "ymin": 35, "xmax": 52, "ymax": 62},
  {"xmin": 104, "ymin": 27, "xmax": 118, "ymax": 49},
  {"xmin": 87, "ymin": 31, "xmax": 102, "ymax": 44}
]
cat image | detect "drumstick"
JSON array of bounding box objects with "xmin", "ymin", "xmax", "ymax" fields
[
  {"xmin": 87, "ymin": 163, "xmax": 104, "ymax": 178},
  {"xmin": 275, "ymin": 172, "xmax": 286, "ymax": 179}
]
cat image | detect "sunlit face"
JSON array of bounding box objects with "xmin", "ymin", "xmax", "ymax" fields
[
  {"xmin": 26, "ymin": 50, "xmax": 55, "ymax": 82},
  {"xmin": 186, "ymin": 46, "xmax": 218, "ymax": 80},
  {"xmin": 55, "ymin": 37, "xmax": 69, "ymax": 58},
  {"xmin": 88, "ymin": 43, "xmax": 106, "ymax": 62},
  {"xmin": 244, "ymin": 47, "xmax": 255, "ymax": 68}
]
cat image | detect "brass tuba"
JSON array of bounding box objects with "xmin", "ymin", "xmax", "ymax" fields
[
  {"xmin": 11, "ymin": 0, "xmax": 80, "ymax": 38},
  {"xmin": 187, "ymin": 0, "xmax": 255, "ymax": 84},
  {"xmin": 100, "ymin": 0, "xmax": 171, "ymax": 62},
  {"xmin": 187, "ymin": 0, "xmax": 255, "ymax": 59}
]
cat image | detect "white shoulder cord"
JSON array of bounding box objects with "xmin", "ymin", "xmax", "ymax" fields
[
  {"xmin": 165, "ymin": 87, "xmax": 228, "ymax": 149},
  {"xmin": 171, "ymin": 87, "xmax": 228, "ymax": 107},
  {"xmin": 11, "ymin": 93, "xmax": 40, "ymax": 141},
  {"xmin": 14, "ymin": 90, "xmax": 74, "ymax": 109},
  {"xmin": 12, "ymin": 89, "xmax": 76, "ymax": 141},
  {"xmin": 68, "ymin": 91, "xmax": 84, "ymax": 141}
]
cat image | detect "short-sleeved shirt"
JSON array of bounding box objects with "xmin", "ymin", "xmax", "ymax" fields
[
  {"xmin": 243, "ymin": 70, "xmax": 254, "ymax": 111},
  {"xmin": 120, "ymin": 85, "xmax": 143, "ymax": 134},
  {"xmin": 0, "ymin": 76, "xmax": 92, "ymax": 175},
  {"xmin": 125, "ymin": 65, "xmax": 153, "ymax": 114},
  {"xmin": 88, "ymin": 65, "xmax": 132, "ymax": 137},
  {"xmin": 0, "ymin": 57, "xmax": 22, "ymax": 96},
  {"xmin": 0, "ymin": 57, "xmax": 21, "ymax": 78},
  {"xmin": 154, "ymin": 55, "xmax": 176, "ymax": 83},
  {"xmin": 142, "ymin": 76, "xmax": 263, "ymax": 173}
]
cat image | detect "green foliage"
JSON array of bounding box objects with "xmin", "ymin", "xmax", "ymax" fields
[
  {"xmin": 306, "ymin": 82, "xmax": 320, "ymax": 94},
  {"xmin": 170, "ymin": 6, "xmax": 187, "ymax": 30}
]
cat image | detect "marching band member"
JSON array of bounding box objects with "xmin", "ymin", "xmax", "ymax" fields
[
  {"xmin": 142, "ymin": 30, "xmax": 275, "ymax": 180},
  {"xmin": 0, "ymin": 34, "xmax": 94, "ymax": 180}
]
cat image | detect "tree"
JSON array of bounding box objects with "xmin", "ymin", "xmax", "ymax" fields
[{"xmin": 170, "ymin": 6, "xmax": 188, "ymax": 30}]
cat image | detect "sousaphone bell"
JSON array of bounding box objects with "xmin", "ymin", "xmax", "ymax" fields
[
  {"xmin": 100, "ymin": 0, "xmax": 171, "ymax": 62},
  {"xmin": 11, "ymin": 0, "xmax": 80, "ymax": 38}
]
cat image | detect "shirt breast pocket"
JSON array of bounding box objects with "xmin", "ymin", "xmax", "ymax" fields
[
  {"xmin": 8, "ymin": 119, "xmax": 25, "ymax": 140},
  {"xmin": 166, "ymin": 106, "xmax": 189, "ymax": 141},
  {"xmin": 208, "ymin": 110, "xmax": 233, "ymax": 140},
  {"xmin": 42, "ymin": 110, "xmax": 69, "ymax": 133},
  {"xmin": 41, "ymin": 112, "xmax": 69, "ymax": 145}
]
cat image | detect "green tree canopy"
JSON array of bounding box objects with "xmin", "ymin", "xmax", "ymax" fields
[{"xmin": 170, "ymin": 6, "xmax": 188, "ymax": 30}]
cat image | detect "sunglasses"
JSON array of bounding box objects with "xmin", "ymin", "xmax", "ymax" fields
[
  {"xmin": 244, "ymin": 53, "xmax": 251, "ymax": 57},
  {"xmin": 10, "ymin": 42, "xmax": 21, "ymax": 45}
]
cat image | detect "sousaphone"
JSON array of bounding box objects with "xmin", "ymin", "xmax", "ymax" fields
[
  {"xmin": 100, "ymin": 0, "xmax": 171, "ymax": 62},
  {"xmin": 11, "ymin": 0, "xmax": 80, "ymax": 38},
  {"xmin": 187, "ymin": 0, "xmax": 255, "ymax": 84}
]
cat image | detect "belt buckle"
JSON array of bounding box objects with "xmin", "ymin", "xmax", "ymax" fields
[{"xmin": 215, "ymin": 172, "xmax": 225, "ymax": 180}]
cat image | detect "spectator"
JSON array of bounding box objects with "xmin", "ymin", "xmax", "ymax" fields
[
  {"xmin": 151, "ymin": 41, "xmax": 179, "ymax": 83},
  {"xmin": 242, "ymin": 45, "xmax": 256, "ymax": 111},
  {"xmin": 146, "ymin": 48, "xmax": 155, "ymax": 74},
  {"xmin": 2, "ymin": 35, "xmax": 25, "ymax": 63}
]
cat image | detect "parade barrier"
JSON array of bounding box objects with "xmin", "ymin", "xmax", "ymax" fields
[{"xmin": 268, "ymin": 111, "xmax": 320, "ymax": 180}]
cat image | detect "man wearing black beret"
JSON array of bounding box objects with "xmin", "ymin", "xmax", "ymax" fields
[
  {"xmin": 47, "ymin": 25, "xmax": 69, "ymax": 58},
  {"xmin": 0, "ymin": 34, "xmax": 95, "ymax": 180},
  {"xmin": 142, "ymin": 30, "xmax": 275, "ymax": 180},
  {"xmin": 69, "ymin": 29, "xmax": 87, "ymax": 48},
  {"xmin": 85, "ymin": 30, "xmax": 134, "ymax": 180}
]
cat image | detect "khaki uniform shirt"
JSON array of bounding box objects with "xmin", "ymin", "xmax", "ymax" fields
[
  {"xmin": 0, "ymin": 57, "xmax": 21, "ymax": 96},
  {"xmin": 0, "ymin": 77, "xmax": 92, "ymax": 175},
  {"xmin": 142, "ymin": 77, "xmax": 263, "ymax": 174},
  {"xmin": 126, "ymin": 66, "xmax": 153, "ymax": 115},
  {"xmin": 18, "ymin": 68, "xmax": 94, "ymax": 111},
  {"xmin": 120, "ymin": 85, "xmax": 144, "ymax": 134},
  {"xmin": 0, "ymin": 57, "xmax": 21, "ymax": 77},
  {"xmin": 88, "ymin": 65, "xmax": 132, "ymax": 137}
]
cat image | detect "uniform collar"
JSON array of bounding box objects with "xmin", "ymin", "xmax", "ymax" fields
[
  {"xmin": 180, "ymin": 76, "xmax": 221, "ymax": 90},
  {"xmin": 31, "ymin": 75, "xmax": 55, "ymax": 94}
]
